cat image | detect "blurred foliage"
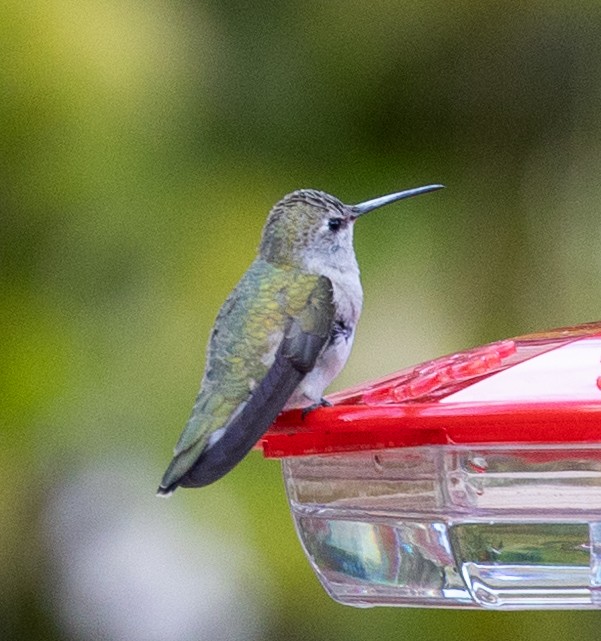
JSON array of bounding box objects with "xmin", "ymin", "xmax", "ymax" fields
[{"xmin": 3, "ymin": 0, "xmax": 601, "ymax": 639}]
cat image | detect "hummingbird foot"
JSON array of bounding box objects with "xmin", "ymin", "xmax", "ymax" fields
[{"xmin": 301, "ymin": 397, "xmax": 332, "ymax": 420}]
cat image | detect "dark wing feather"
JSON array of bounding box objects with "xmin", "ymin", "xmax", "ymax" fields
[{"xmin": 161, "ymin": 276, "xmax": 334, "ymax": 492}]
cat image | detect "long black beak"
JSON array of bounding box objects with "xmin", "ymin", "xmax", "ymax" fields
[{"xmin": 351, "ymin": 184, "xmax": 444, "ymax": 217}]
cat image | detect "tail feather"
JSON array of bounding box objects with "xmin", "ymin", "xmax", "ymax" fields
[
  {"xmin": 157, "ymin": 437, "xmax": 208, "ymax": 495},
  {"xmin": 157, "ymin": 346, "xmax": 305, "ymax": 493}
]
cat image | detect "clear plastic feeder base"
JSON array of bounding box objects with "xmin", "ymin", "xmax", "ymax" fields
[
  {"xmin": 261, "ymin": 323, "xmax": 601, "ymax": 609},
  {"xmin": 283, "ymin": 445, "xmax": 601, "ymax": 609}
]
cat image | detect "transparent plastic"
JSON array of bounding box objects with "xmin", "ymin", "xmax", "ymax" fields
[
  {"xmin": 262, "ymin": 323, "xmax": 601, "ymax": 609},
  {"xmin": 283, "ymin": 445, "xmax": 601, "ymax": 609}
]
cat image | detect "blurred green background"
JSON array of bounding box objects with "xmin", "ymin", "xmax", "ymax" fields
[{"xmin": 3, "ymin": 0, "xmax": 601, "ymax": 639}]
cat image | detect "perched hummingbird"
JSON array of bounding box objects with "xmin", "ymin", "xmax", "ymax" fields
[{"xmin": 158, "ymin": 184, "xmax": 443, "ymax": 495}]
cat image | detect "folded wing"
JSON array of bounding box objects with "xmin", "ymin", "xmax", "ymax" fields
[{"xmin": 158, "ymin": 273, "xmax": 334, "ymax": 494}]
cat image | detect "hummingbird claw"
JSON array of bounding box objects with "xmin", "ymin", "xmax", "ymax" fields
[{"xmin": 301, "ymin": 397, "xmax": 332, "ymax": 420}]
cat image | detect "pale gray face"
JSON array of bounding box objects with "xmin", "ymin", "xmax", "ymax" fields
[
  {"xmin": 259, "ymin": 189, "xmax": 358, "ymax": 269},
  {"xmin": 300, "ymin": 205, "xmax": 357, "ymax": 270}
]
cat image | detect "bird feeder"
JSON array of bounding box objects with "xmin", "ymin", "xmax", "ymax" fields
[{"xmin": 260, "ymin": 322, "xmax": 601, "ymax": 610}]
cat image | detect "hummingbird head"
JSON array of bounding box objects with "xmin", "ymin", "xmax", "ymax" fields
[{"xmin": 259, "ymin": 185, "xmax": 444, "ymax": 271}]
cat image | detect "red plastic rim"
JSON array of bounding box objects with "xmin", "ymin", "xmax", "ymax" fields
[{"xmin": 260, "ymin": 323, "xmax": 601, "ymax": 458}]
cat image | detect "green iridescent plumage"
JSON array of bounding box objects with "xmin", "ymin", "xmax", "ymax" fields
[{"xmin": 159, "ymin": 259, "xmax": 334, "ymax": 491}]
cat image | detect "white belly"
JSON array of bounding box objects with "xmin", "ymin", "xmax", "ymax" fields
[
  {"xmin": 286, "ymin": 267, "xmax": 362, "ymax": 408},
  {"xmin": 285, "ymin": 332, "xmax": 355, "ymax": 408}
]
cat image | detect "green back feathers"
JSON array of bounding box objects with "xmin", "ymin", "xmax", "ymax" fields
[{"xmin": 170, "ymin": 260, "xmax": 330, "ymax": 461}]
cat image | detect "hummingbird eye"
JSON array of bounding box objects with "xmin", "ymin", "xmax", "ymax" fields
[{"xmin": 328, "ymin": 218, "xmax": 344, "ymax": 232}]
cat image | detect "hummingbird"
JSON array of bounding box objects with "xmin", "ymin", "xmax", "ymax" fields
[{"xmin": 157, "ymin": 184, "xmax": 443, "ymax": 495}]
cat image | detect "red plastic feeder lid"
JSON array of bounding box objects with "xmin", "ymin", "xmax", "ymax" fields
[{"xmin": 260, "ymin": 322, "xmax": 601, "ymax": 458}]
